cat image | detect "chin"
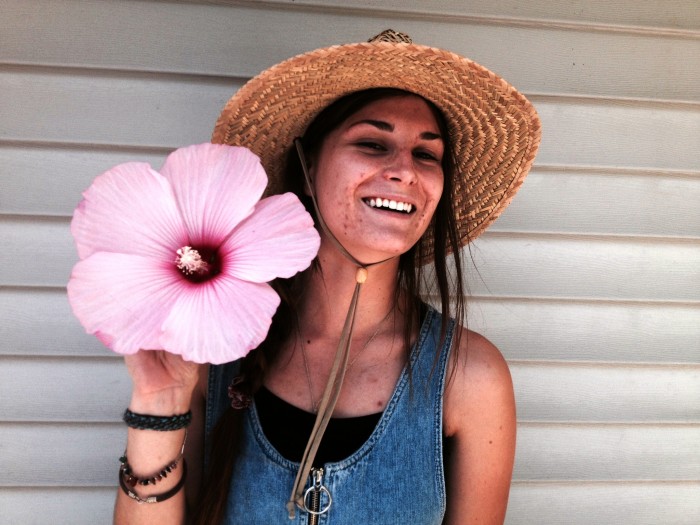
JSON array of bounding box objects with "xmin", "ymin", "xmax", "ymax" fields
[{"xmin": 348, "ymin": 242, "xmax": 415, "ymax": 265}]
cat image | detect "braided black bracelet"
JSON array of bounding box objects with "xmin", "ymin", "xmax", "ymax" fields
[{"xmin": 123, "ymin": 409, "xmax": 192, "ymax": 431}]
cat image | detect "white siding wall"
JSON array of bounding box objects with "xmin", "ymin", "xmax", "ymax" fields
[{"xmin": 1, "ymin": 1, "xmax": 698, "ymax": 523}]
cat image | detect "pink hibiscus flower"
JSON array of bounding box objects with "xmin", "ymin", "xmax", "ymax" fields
[{"xmin": 67, "ymin": 143, "xmax": 320, "ymax": 364}]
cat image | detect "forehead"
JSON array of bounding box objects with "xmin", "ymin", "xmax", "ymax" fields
[{"xmin": 343, "ymin": 95, "xmax": 442, "ymax": 132}]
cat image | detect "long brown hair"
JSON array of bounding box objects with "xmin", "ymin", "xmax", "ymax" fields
[{"xmin": 194, "ymin": 88, "xmax": 465, "ymax": 524}]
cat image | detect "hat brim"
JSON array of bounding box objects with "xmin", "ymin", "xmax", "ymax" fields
[{"xmin": 212, "ymin": 40, "xmax": 541, "ymax": 260}]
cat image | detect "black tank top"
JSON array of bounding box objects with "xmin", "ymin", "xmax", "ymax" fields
[{"xmin": 255, "ymin": 386, "xmax": 382, "ymax": 465}]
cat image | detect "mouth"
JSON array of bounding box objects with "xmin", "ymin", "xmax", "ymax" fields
[{"xmin": 363, "ymin": 197, "xmax": 415, "ymax": 214}]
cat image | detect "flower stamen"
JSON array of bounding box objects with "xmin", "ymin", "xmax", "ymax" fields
[{"xmin": 176, "ymin": 246, "xmax": 209, "ymax": 275}]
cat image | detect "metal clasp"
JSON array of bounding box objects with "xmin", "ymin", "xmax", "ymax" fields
[{"xmin": 302, "ymin": 468, "xmax": 332, "ymax": 517}]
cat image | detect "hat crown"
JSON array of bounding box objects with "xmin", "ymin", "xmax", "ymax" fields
[{"xmin": 368, "ymin": 29, "xmax": 412, "ymax": 44}]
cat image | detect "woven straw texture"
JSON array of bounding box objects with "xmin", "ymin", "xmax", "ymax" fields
[{"xmin": 212, "ymin": 34, "xmax": 541, "ymax": 259}]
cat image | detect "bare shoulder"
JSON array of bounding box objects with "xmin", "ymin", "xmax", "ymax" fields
[
  {"xmin": 443, "ymin": 326, "xmax": 515, "ymax": 437},
  {"xmin": 441, "ymin": 327, "xmax": 517, "ymax": 523}
]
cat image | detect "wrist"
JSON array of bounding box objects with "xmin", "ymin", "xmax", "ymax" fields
[{"xmin": 129, "ymin": 389, "xmax": 192, "ymax": 416}]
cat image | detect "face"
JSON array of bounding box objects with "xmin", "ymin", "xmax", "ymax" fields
[{"xmin": 309, "ymin": 95, "xmax": 445, "ymax": 264}]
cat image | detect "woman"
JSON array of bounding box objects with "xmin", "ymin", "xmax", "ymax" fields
[{"xmin": 114, "ymin": 30, "xmax": 540, "ymax": 524}]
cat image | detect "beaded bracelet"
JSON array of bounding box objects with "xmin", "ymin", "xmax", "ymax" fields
[
  {"xmin": 118, "ymin": 429, "xmax": 188, "ymax": 503},
  {"xmin": 123, "ymin": 408, "xmax": 192, "ymax": 431},
  {"xmin": 120, "ymin": 453, "xmax": 182, "ymax": 487},
  {"xmin": 119, "ymin": 458, "xmax": 187, "ymax": 504}
]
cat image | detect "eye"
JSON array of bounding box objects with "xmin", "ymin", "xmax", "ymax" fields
[
  {"xmin": 356, "ymin": 141, "xmax": 386, "ymax": 152},
  {"xmin": 414, "ymin": 149, "xmax": 441, "ymax": 162}
]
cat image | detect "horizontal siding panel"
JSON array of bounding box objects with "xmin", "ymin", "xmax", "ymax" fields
[
  {"xmin": 5, "ymin": 289, "xmax": 697, "ymax": 363},
  {"xmin": 0, "ymin": 145, "xmax": 167, "ymax": 216},
  {"xmin": 2, "ymin": 1, "xmax": 699, "ymax": 101},
  {"xmin": 0, "ymin": 423, "xmax": 123, "ymax": 486},
  {"xmin": 511, "ymin": 363, "xmax": 700, "ymax": 422},
  {"xmin": 5, "ymin": 218, "xmax": 700, "ymax": 300},
  {"xmin": 0, "ymin": 68, "xmax": 237, "ymax": 148},
  {"xmin": 466, "ymin": 298, "xmax": 700, "ymax": 364},
  {"xmin": 3, "ymin": 422, "xmax": 696, "ymax": 485},
  {"xmin": 5, "ymin": 485, "xmax": 698, "ymax": 525},
  {"xmin": 493, "ymin": 169, "xmax": 700, "ymax": 238},
  {"xmin": 460, "ymin": 234, "xmax": 700, "ymax": 301},
  {"xmin": 2, "ymin": 69, "xmax": 698, "ymax": 170},
  {"xmin": 513, "ymin": 423, "xmax": 700, "ymax": 481},
  {"xmin": 1, "ymin": 217, "xmax": 75, "ymax": 287},
  {"xmin": 2, "ymin": 484, "xmax": 699, "ymax": 525},
  {"xmin": 1, "ymin": 0, "xmax": 284, "ymax": 77},
  {"xmin": 246, "ymin": 0, "xmax": 700, "ymax": 31},
  {"xmin": 507, "ymin": 482, "xmax": 700, "ymax": 525},
  {"xmin": 6, "ymin": 147, "xmax": 700, "ymax": 240},
  {"xmin": 0, "ymin": 487, "xmax": 114, "ymax": 525},
  {"xmin": 0, "ymin": 288, "xmax": 105, "ymax": 357},
  {"xmin": 533, "ymin": 98, "xmax": 700, "ymax": 172},
  {"xmin": 0, "ymin": 358, "xmax": 130, "ymax": 422},
  {"xmin": 2, "ymin": 358, "xmax": 697, "ymax": 423}
]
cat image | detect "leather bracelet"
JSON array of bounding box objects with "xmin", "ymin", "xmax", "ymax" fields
[
  {"xmin": 123, "ymin": 408, "xmax": 192, "ymax": 431},
  {"xmin": 119, "ymin": 458, "xmax": 187, "ymax": 504}
]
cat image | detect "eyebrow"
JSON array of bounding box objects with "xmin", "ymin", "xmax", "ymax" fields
[{"xmin": 349, "ymin": 119, "xmax": 443, "ymax": 141}]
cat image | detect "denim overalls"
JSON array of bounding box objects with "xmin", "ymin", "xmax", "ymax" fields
[{"xmin": 205, "ymin": 306, "xmax": 455, "ymax": 524}]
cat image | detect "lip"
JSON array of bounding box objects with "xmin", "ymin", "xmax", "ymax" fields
[{"xmin": 362, "ymin": 196, "xmax": 417, "ymax": 214}]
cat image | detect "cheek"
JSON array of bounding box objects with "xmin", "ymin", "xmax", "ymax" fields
[
  {"xmin": 414, "ymin": 178, "xmax": 444, "ymax": 233},
  {"xmin": 314, "ymin": 172, "xmax": 354, "ymax": 232},
  {"xmin": 426, "ymin": 175, "xmax": 444, "ymax": 213}
]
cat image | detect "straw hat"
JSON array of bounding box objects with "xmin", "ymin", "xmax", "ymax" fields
[{"xmin": 212, "ymin": 30, "xmax": 541, "ymax": 258}]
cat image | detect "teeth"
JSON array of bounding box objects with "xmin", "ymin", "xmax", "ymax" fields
[{"xmin": 365, "ymin": 198, "xmax": 413, "ymax": 214}]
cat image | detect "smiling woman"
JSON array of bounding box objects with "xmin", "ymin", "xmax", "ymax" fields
[{"xmin": 113, "ymin": 30, "xmax": 540, "ymax": 525}]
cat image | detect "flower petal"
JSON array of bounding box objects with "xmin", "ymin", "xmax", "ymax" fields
[
  {"xmin": 221, "ymin": 193, "xmax": 320, "ymax": 282},
  {"xmin": 67, "ymin": 252, "xmax": 183, "ymax": 354},
  {"xmin": 160, "ymin": 143, "xmax": 267, "ymax": 246},
  {"xmin": 72, "ymin": 162, "xmax": 188, "ymax": 260},
  {"xmin": 159, "ymin": 276, "xmax": 280, "ymax": 364}
]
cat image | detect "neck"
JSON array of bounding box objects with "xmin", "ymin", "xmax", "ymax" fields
[{"xmin": 297, "ymin": 243, "xmax": 401, "ymax": 339}]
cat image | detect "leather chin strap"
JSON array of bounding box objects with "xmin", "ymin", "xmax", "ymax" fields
[{"xmin": 287, "ymin": 139, "xmax": 394, "ymax": 518}]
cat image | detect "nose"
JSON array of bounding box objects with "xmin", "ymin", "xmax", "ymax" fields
[{"xmin": 384, "ymin": 150, "xmax": 417, "ymax": 185}]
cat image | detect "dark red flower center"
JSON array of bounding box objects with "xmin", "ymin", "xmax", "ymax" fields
[{"xmin": 175, "ymin": 245, "xmax": 222, "ymax": 283}]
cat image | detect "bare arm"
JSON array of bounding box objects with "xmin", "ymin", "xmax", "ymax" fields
[
  {"xmin": 113, "ymin": 351, "xmax": 207, "ymax": 525},
  {"xmin": 443, "ymin": 329, "xmax": 517, "ymax": 525}
]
